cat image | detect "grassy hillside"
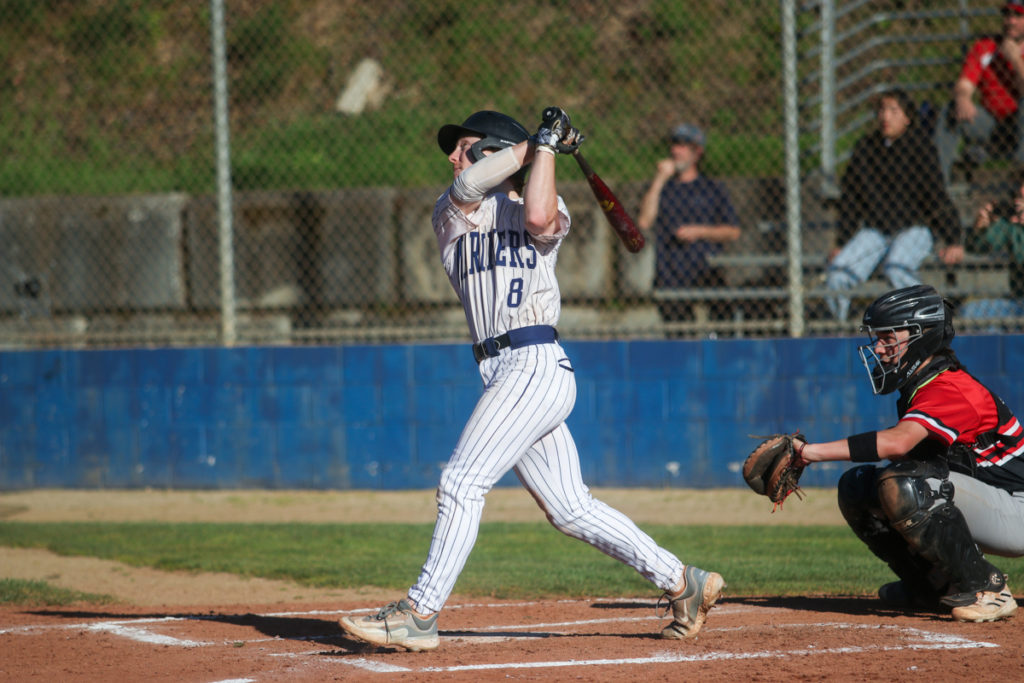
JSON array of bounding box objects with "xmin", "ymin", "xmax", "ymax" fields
[{"xmin": 0, "ymin": 0, "xmax": 784, "ymax": 195}]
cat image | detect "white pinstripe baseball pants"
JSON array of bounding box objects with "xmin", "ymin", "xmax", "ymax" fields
[{"xmin": 407, "ymin": 342, "xmax": 684, "ymax": 614}]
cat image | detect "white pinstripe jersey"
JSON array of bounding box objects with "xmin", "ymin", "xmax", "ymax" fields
[{"xmin": 432, "ymin": 189, "xmax": 570, "ymax": 342}]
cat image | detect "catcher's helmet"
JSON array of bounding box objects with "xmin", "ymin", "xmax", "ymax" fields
[
  {"xmin": 437, "ymin": 110, "xmax": 530, "ymax": 162},
  {"xmin": 858, "ymin": 285, "xmax": 955, "ymax": 395}
]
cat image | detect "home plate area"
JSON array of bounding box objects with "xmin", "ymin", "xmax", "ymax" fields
[{"xmin": 5, "ymin": 596, "xmax": 1024, "ymax": 681}]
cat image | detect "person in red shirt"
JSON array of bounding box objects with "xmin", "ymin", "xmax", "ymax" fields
[
  {"xmin": 935, "ymin": 1, "xmax": 1024, "ymax": 185},
  {"xmin": 793, "ymin": 285, "xmax": 1023, "ymax": 623}
]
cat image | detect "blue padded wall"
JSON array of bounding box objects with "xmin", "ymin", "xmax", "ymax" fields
[{"xmin": 1, "ymin": 335, "xmax": 1021, "ymax": 490}]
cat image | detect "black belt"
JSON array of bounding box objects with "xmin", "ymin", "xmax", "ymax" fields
[{"xmin": 472, "ymin": 325, "xmax": 559, "ymax": 363}]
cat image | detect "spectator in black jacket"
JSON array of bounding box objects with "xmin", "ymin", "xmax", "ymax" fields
[{"xmin": 826, "ymin": 89, "xmax": 965, "ymax": 321}]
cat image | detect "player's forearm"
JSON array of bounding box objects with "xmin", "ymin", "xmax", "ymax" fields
[
  {"xmin": 450, "ymin": 145, "xmax": 525, "ymax": 208},
  {"xmin": 523, "ymin": 146, "xmax": 559, "ymax": 235},
  {"xmin": 801, "ymin": 422, "xmax": 927, "ymax": 465},
  {"xmin": 798, "ymin": 438, "xmax": 851, "ymax": 463}
]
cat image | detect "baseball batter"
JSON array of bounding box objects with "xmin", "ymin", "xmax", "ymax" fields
[{"xmin": 340, "ymin": 108, "xmax": 725, "ymax": 652}]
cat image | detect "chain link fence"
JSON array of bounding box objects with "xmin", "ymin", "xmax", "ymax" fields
[{"xmin": 0, "ymin": 0, "xmax": 1019, "ymax": 349}]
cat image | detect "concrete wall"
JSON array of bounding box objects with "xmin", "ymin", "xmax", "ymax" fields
[
  {"xmin": 2, "ymin": 334, "xmax": 1021, "ymax": 490},
  {"xmin": 0, "ymin": 178, "xmax": 784, "ymax": 314}
]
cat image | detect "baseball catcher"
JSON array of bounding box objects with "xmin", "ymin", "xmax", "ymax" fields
[
  {"xmin": 743, "ymin": 432, "xmax": 807, "ymax": 508},
  {"xmin": 762, "ymin": 285, "xmax": 1024, "ymax": 623}
]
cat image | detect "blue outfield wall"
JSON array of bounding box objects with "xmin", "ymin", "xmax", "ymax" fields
[{"xmin": 2, "ymin": 336, "xmax": 1022, "ymax": 491}]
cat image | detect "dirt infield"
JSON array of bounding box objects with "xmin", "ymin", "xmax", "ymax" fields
[
  {"xmin": 3, "ymin": 489, "xmax": 1023, "ymax": 681},
  {"xmin": 4, "ymin": 595, "xmax": 1023, "ymax": 682}
]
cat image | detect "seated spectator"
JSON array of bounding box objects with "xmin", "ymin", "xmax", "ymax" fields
[
  {"xmin": 827, "ymin": 89, "xmax": 964, "ymax": 322},
  {"xmin": 960, "ymin": 168, "xmax": 1024, "ymax": 330},
  {"xmin": 637, "ymin": 123, "xmax": 740, "ymax": 336},
  {"xmin": 934, "ymin": 1, "xmax": 1024, "ymax": 186}
]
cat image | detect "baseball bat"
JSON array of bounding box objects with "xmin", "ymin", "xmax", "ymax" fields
[{"xmin": 571, "ymin": 151, "xmax": 645, "ymax": 253}]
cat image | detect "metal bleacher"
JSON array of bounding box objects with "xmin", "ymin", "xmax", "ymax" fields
[{"xmin": 650, "ymin": 2, "xmax": 1020, "ymax": 339}]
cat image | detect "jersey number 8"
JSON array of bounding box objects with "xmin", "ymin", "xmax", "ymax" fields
[{"xmin": 507, "ymin": 278, "xmax": 524, "ymax": 307}]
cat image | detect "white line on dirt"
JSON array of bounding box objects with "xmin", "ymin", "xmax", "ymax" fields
[
  {"xmin": 325, "ymin": 656, "xmax": 411, "ymax": 673},
  {"xmin": 327, "ymin": 622, "xmax": 998, "ymax": 674},
  {"xmin": 0, "ymin": 615, "xmax": 207, "ymax": 643},
  {"xmin": 85, "ymin": 622, "xmax": 210, "ymax": 647},
  {"xmin": 414, "ymin": 641, "xmax": 996, "ymax": 673}
]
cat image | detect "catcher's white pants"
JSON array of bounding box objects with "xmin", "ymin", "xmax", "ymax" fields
[
  {"xmin": 407, "ymin": 342, "xmax": 684, "ymax": 614},
  {"xmin": 945, "ymin": 473, "xmax": 1024, "ymax": 557}
]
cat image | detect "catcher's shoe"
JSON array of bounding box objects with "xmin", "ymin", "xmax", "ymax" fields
[
  {"xmin": 943, "ymin": 575, "xmax": 1018, "ymax": 623},
  {"xmin": 339, "ymin": 599, "xmax": 439, "ymax": 652},
  {"xmin": 659, "ymin": 565, "xmax": 725, "ymax": 639}
]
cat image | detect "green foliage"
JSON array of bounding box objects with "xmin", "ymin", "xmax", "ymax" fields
[
  {"xmin": 0, "ymin": 578, "xmax": 112, "ymax": 606},
  {"xmin": 7, "ymin": 521, "xmax": 1024, "ymax": 603},
  {"xmin": 0, "ymin": 1, "xmax": 788, "ymax": 196},
  {"xmin": 229, "ymin": 4, "xmax": 293, "ymax": 103},
  {"xmin": 0, "ymin": 0, "xmax": 48, "ymax": 29}
]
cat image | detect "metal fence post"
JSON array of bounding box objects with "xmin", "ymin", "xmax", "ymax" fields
[
  {"xmin": 782, "ymin": 0, "xmax": 804, "ymax": 337},
  {"xmin": 210, "ymin": 0, "xmax": 237, "ymax": 346},
  {"xmin": 821, "ymin": 0, "xmax": 837, "ymax": 189}
]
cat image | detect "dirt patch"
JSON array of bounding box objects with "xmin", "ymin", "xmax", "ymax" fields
[
  {"xmin": 0, "ymin": 547, "xmax": 396, "ymax": 607},
  {"xmin": 0, "ymin": 486, "xmax": 841, "ymax": 524}
]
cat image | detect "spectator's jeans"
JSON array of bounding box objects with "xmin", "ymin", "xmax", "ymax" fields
[
  {"xmin": 825, "ymin": 226, "xmax": 933, "ymax": 322},
  {"xmin": 959, "ymin": 297, "xmax": 1024, "ymax": 332},
  {"xmin": 934, "ymin": 99, "xmax": 1024, "ymax": 186}
]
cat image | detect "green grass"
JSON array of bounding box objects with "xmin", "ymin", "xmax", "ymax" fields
[
  {"xmin": 0, "ymin": 578, "xmax": 112, "ymax": 606},
  {"xmin": 7, "ymin": 521, "xmax": 1024, "ymax": 604}
]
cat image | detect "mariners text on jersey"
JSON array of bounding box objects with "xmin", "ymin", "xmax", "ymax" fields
[{"xmin": 453, "ymin": 227, "xmax": 538, "ymax": 280}]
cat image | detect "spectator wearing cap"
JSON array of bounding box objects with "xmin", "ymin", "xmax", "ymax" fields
[
  {"xmin": 638, "ymin": 122, "xmax": 740, "ymax": 335},
  {"xmin": 827, "ymin": 89, "xmax": 964, "ymax": 322},
  {"xmin": 934, "ymin": 0, "xmax": 1024, "ymax": 185}
]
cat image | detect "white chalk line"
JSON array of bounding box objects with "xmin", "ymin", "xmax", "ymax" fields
[
  {"xmin": 85, "ymin": 621, "xmax": 211, "ymax": 647},
  {"xmin": 326, "ymin": 622, "xmax": 999, "ymax": 674},
  {"xmin": 1, "ymin": 616, "xmax": 212, "ymax": 647}
]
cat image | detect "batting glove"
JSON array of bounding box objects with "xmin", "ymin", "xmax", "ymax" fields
[{"xmin": 556, "ymin": 127, "xmax": 585, "ymax": 154}]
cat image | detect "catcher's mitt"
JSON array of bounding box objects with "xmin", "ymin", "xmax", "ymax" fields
[{"xmin": 742, "ymin": 433, "xmax": 807, "ymax": 509}]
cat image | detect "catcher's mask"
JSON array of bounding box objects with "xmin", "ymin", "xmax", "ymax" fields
[{"xmin": 857, "ymin": 285, "xmax": 954, "ymax": 395}]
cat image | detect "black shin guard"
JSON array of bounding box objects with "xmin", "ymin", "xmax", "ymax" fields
[
  {"xmin": 877, "ymin": 460, "xmax": 1000, "ymax": 596},
  {"xmin": 838, "ymin": 465, "xmax": 948, "ymax": 600}
]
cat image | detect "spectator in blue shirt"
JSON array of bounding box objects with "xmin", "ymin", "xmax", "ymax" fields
[{"xmin": 638, "ymin": 123, "xmax": 740, "ymax": 335}]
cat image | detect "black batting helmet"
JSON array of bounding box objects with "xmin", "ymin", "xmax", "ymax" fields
[
  {"xmin": 858, "ymin": 285, "xmax": 955, "ymax": 395},
  {"xmin": 437, "ymin": 110, "xmax": 530, "ymax": 189},
  {"xmin": 437, "ymin": 111, "xmax": 529, "ymax": 162}
]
